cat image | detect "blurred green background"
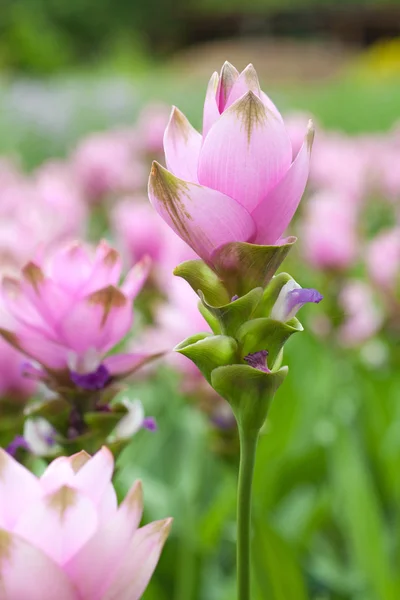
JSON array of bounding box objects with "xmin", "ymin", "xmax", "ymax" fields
[{"xmin": 1, "ymin": 0, "xmax": 400, "ymax": 599}]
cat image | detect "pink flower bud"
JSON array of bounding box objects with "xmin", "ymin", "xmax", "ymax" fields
[
  {"xmin": 148, "ymin": 62, "xmax": 314, "ymax": 266},
  {"xmin": 0, "ymin": 446, "xmax": 171, "ymax": 599}
]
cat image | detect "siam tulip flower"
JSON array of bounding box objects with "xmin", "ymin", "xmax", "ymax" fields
[
  {"xmin": 148, "ymin": 62, "xmax": 314, "ymax": 271},
  {"xmin": 0, "ymin": 446, "xmax": 171, "ymax": 599},
  {"xmin": 0, "ymin": 240, "xmax": 153, "ymax": 400},
  {"xmin": 300, "ymin": 191, "xmax": 359, "ymax": 270},
  {"xmin": 366, "ymin": 227, "xmax": 400, "ymax": 293}
]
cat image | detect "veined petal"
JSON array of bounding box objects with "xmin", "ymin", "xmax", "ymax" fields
[
  {"xmin": 0, "ymin": 449, "xmax": 42, "ymax": 529},
  {"xmin": 198, "ymin": 91, "xmax": 292, "ymax": 213},
  {"xmin": 14, "ymin": 485, "xmax": 98, "ymax": 565},
  {"xmin": 202, "ymin": 72, "xmax": 220, "ymax": 139},
  {"xmin": 164, "ymin": 107, "xmax": 202, "ymax": 182},
  {"xmin": 252, "ymin": 120, "xmax": 314, "ymax": 244},
  {"xmin": 73, "ymin": 447, "xmax": 115, "ymax": 509},
  {"xmin": 2, "ymin": 277, "xmax": 53, "ymax": 339},
  {"xmin": 83, "ymin": 240, "xmax": 123, "ymax": 294},
  {"xmin": 48, "ymin": 242, "xmax": 93, "ymax": 294},
  {"xmin": 64, "ymin": 481, "xmax": 143, "ymax": 600},
  {"xmin": 224, "ymin": 63, "xmax": 261, "ymax": 109},
  {"xmin": 0, "ymin": 530, "xmax": 77, "ymax": 600},
  {"xmin": 104, "ymin": 518, "xmax": 172, "ymax": 600},
  {"xmin": 148, "ymin": 162, "xmax": 256, "ymax": 263},
  {"xmin": 217, "ymin": 61, "xmax": 239, "ymax": 111}
]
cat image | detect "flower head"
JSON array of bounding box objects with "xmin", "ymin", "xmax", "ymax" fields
[
  {"xmin": 0, "ymin": 240, "xmax": 152, "ymax": 395},
  {"xmin": 0, "ymin": 446, "xmax": 171, "ymax": 599},
  {"xmin": 148, "ymin": 62, "xmax": 314, "ymax": 267}
]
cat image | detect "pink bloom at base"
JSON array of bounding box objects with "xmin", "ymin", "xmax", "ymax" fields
[
  {"xmin": 148, "ymin": 62, "xmax": 314, "ymax": 267},
  {"xmin": 0, "ymin": 240, "xmax": 152, "ymax": 393},
  {"xmin": 0, "ymin": 446, "xmax": 171, "ymax": 599}
]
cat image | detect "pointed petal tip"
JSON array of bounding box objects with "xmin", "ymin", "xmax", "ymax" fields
[{"xmin": 306, "ymin": 120, "xmax": 315, "ymax": 151}]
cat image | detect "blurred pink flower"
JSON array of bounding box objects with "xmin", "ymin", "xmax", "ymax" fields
[
  {"xmin": 366, "ymin": 227, "xmax": 400, "ymax": 292},
  {"xmin": 300, "ymin": 191, "xmax": 359, "ymax": 270},
  {"xmin": 0, "ymin": 446, "xmax": 171, "ymax": 599},
  {"xmin": 338, "ymin": 281, "xmax": 383, "ymax": 346},
  {"xmin": 136, "ymin": 103, "xmax": 171, "ymax": 154},
  {"xmin": 72, "ymin": 132, "xmax": 146, "ymax": 202},
  {"xmin": 0, "ymin": 240, "xmax": 151, "ymax": 391},
  {"xmin": 149, "ymin": 62, "xmax": 314, "ymax": 265}
]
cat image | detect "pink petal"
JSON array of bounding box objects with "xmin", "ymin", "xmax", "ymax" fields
[
  {"xmin": 198, "ymin": 91, "xmax": 292, "ymax": 213},
  {"xmin": 164, "ymin": 107, "xmax": 202, "ymax": 182},
  {"xmin": 104, "ymin": 518, "xmax": 172, "ymax": 600},
  {"xmin": 73, "ymin": 447, "xmax": 115, "ymax": 510},
  {"xmin": 0, "ymin": 449, "xmax": 42, "ymax": 529},
  {"xmin": 14, "ymin": 485, "xmax": 98, "ymax": 565},
  {"xmin": 252, "ymin": 120, "xmax": 314, "ymax": 244},
  {"xmin": 0, "ymin": 326, "xmax": 68, "ymax": 370},
  {"xmin": 64, "ymin": 481, "xmax": 143, "ymax": 600},
  {"xmin": 2, "ymin": 277, "xmax": 53, "ymax": 339},
  {"xmin": 0, "ymin": 530, "xmax": 78, "ymax": 600},
  {"xmin": 103, "ymin": 352, "xmax": 158, "ymax": 377},
  {"xmin": 82, "ymin": 240, "xmax": 122, "ymax": 294},
  {"xmin": 60, "ymin": 287, "xmax": 132, "ymax": 354},
  {"xmin": 202, "ymin": 72, "xmax": 220, "ymax": 139},
  {"xmin": 224, "ymin": 63, "xmax": 262, "ymax": 109},
  {"xmin": 40, "ymin": 457, "xmax": 76, "ymax": 493},
  {"xmin": 217, "ymin": 61, "xmax": 239, "ymax": 112},
  {"xmin": 49, "ymin": 242, "xmax": 94, "ymax": 294},
  {"xmin": 148, "ymin": 162, "xmax": 256, "ymax": 263},
  {"xmin": 121, "ymin": 256, "xmax": 151, "ymax": 299}
]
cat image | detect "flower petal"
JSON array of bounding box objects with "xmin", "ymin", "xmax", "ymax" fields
[
  {"xmin": 104, "ymin": 518, "xmax": 172, "ymax": 600},
  {"xmin": 217, "ymin": 61, "xmax": 239, "ymax": 111},
  {"xmin": 198, "ymin": 91, "xmax": 292, "ymax": 213},
  {"xmin": 64, "ymin": 481, "xmax": 143, "ymax": 600},
  {"xmin": 72, "ymin": 447, "xmax": 115, "ymax": 509},
  {"xmin": 224, "ymin": 63, "xmax": 261, "ymax": 109},
  {"xmin": 252, "ymin": 120, "xmax": 314, "ymax": 244},
  {"xmin": 14, "ymin": 485, "xmax": 98, "ymax": 565},
  {"xmin": 0, "ymin": 449, "xmax": 42, "ymax": 529},
  {"xmin": 121, "ymin": 256, "xmax": 151, "ymax": 299},
  {"xmin": 0, "ymin": 530, "xmax": 77, "ymax": 600},
  {"xmin": 202, "ymin": 71, "xmax": 220, "ymax": 139},
  {"xmin": 103, "ymin": 352, "xmax": 160, "ymax": 378},
  {"xmin": 164, "ymin": 107, "xmax": 202, "ymax": 182},
  {"xmin": 148, "ymin": 162, "xmax": 256, "ymax": 263}
]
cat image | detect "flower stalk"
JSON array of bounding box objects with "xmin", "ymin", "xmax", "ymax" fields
[{"xmin": 237, "ymin": 426, "xmax": 259, "ymax": 600}]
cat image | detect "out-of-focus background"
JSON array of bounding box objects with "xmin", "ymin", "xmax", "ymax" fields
[{"xmin": 1, "ymin": 0, "xmax": 400, "ymax": 598}]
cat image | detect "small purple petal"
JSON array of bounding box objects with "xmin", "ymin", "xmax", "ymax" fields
[
  {"xmin": 286, "ymin": 288, "xmax": 323, "ymax": 319},
  {"xmin": 244, "ymin": 350, "xmax": 270, "ymax": 373},
  {"xmin": 231, "ymin": 295, "xmax": 239, "ymax": 302},
  {"xmin": 70, "ymin": 364, "xmax": 110, "ymax": 391},
  {"xmin": 142, "ymin": 417, "xmax": 157, "ymax": 432},
  {"xmin": 20, "ymin": 362, "xmax": 46, "ymax": 381},
  {"xmin": 6, "ymin": 435, "xmax": 29, "ymax": 457}
]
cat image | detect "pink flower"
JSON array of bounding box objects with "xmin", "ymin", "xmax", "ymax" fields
[
  {"xmin": 72, "ymin": 132, "xmax": 145, "ymax": 202},
  {"xmin": 0, "ymin": 446, "xmax": 171, "ymax": 599},
  {"xmin": 300, "ymin": 191, "xmax": 359, "ymax": 270},
  {"xmin": 366, "ymin": 227, "xmax": 400, "ymax": 291},
  {"xmin": 338, "ymin": 281, "xmax": 383, "ymax": 346},
  {"xmin": 148, "ymin": 62, "xmax": 314, "ymax": 266},
  {"xmin": 136, "ymin": 103, "xmax": 171, "ymax": 154},
  {"xmin": 0, "ymin": 240, "xmax": 151, "ymax": 392}
]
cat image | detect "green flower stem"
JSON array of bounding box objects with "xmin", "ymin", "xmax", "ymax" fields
[{"xmin": 237, "ymin": 426, "xmax": 259, "ymax": 600}]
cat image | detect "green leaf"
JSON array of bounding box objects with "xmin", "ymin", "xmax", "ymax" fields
[
  {"xmin": 175, "ymin": 335, "xmax": 239, "ymax": 384},
  {"xmin": 211, "ymin": 238, "xmax": 296, "ymax": 297},
  {"xmin": 211, "ymin": 365, "xmax": 288, "ymax": 432},
  {"xmin": 199, "ymin": 287, "xmax": 263, "ymax": 337},
  {"xmin": 252, "ymin": 514, "xmax": 309, "ymax": 600},
  {"xmin": 255, "ymin": 272, "xmax": 293, "ymax": 318},
  {"xmin": 174, "ymin": 260, "xmax": 230, "ymax": 306},
  {"xmin": 237, "ymin": 317, "xmax": 303, "ymax": 367}
]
